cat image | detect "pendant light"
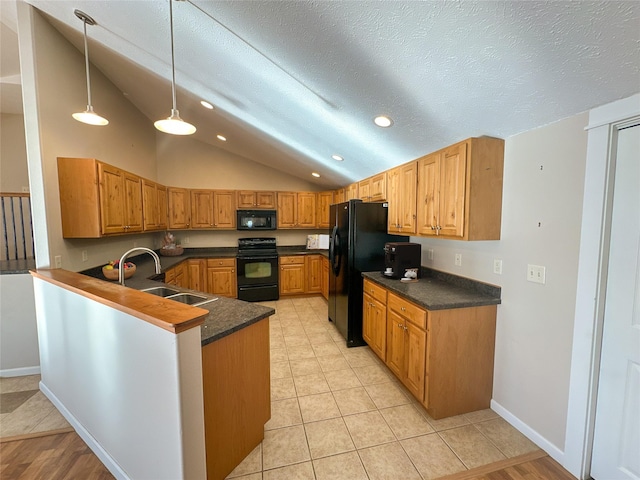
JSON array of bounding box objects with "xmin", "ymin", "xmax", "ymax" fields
[
  {"xmin": 154, "ymin": 0, "xmax": 196, "ymax": 135},
  {"xmin": 72, "ymin": 10, "xmax": 109, "ymax": 126}
]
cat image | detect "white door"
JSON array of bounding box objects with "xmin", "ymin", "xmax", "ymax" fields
[{"xmin": 591, "ymin": 124, "xmax": 640, "ymax": 480}]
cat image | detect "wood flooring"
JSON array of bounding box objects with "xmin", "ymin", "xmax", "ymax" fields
[
  {"xmin": 0, "ymin": 431, "xmax": 114, "ymax": 480},
  {"xmin": 0, "ymin": 431, "xmax": 576, "ymax": 480}
]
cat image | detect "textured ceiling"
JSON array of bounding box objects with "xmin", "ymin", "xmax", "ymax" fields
[{"xmin": 4, "ymin": 1, "xmax": 640, "ymax": 187}]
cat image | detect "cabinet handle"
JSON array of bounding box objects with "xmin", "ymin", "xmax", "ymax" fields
[
  {"xmin": 401, "ymin": 307, "xmax": 406, "ymax": 311},
  {"xmin": 397, "ymin": 323, "xmax": 403, "ymax": 328},
  {"xmin": 231, "ymin": 270, "xmax": 234, "ymax": 273}
]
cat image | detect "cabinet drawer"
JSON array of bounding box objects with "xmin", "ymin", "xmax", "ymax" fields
[
  {"xmin": 388, "ymin": 293, "xmax": 427, "ymax": 329},
  {"xmin": 363, "ymin": 279, "xmax": 387, "ymax": 304},
  {"xmin": 207, "ymin": 258, "xmax": 236, "ymax": 268},
  {"xmin": 280, "ymin": 256, "xmax": 305, "ymax": 265}
]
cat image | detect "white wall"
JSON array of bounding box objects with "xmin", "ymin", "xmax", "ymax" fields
[
  {"xmin": 0, "ymin": 113, "xmax": 29, "ymax": 192},
  {"xmin": 412, "ymin": 112, "xmax": 589, "ymax": 456},
  {"xmin": 34, "ymin": 278, "xmax": 206, "ymax": 479},
  {"xmin": 0, "ymin": 274, "xmax": 39, "ymax": 375}
]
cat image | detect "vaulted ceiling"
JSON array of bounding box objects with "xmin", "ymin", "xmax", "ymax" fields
[{"xmin": 2, "ymin": 1, "xmax": 639, "ymax": 187}]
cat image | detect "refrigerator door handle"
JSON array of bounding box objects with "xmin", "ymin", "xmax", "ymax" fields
[{"xmin": 330, "ymin": 226, "xmax": 342, "ymax": 276}]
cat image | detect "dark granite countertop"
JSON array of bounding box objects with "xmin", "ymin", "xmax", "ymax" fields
[
  {"xmin": 80, "ymin": 249, "xmax": 274, "ymax": 346},
  {"xmin": 0, "ymin": 258, "xmax": 36, "ymax": 274},
  {"xmin": 278, "ymin": 246, "xmax": 328, "ymax": 258},
  {"xmin": 362, "ymin": 268, "xmax": 501, "ymax": 311}
]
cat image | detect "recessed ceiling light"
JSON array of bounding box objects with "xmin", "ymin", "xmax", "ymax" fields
[
  {"xmin": 332, "ymin": 154, "xmax": 344, "ymax": 162},
  {"xmin": 200, "ymin": 100, "xmax": 214, "ymax": 109},
  {"xmin": 216, "ymin": 134, "xmax": 227, "ymax": 141},
  {"xmin": 312, "ymin": 172, "xmax": 321, "ymax": 178},
  {"xmin": 374, "ymin": 115, "xmax": 393, "ymax": 127}
]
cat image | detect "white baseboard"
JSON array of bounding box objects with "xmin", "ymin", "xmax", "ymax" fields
[
  {"xmin": 39, "ymin": 381, "xmax": 130, "ymax": 480},
  {"xmin": 0, "ymin": 365, "xmax": 40, "ymax": 377},
  {"xmin": 491, "ymin": 399, "xmax": 565, "ymax": 465}
]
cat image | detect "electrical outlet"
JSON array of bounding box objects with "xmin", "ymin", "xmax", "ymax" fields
[
  {"xmin": 428, "ymin": 249, "xmax": 434, "ymax": 261},
  {"xmin": 184, "ymin": 236, "xmax": 190, "ymax": 244},
  {"xmin": 54, "ymin": 255, "xmax": 62, "ymax": 269},
  {"xmin": 454, "ymin": 253, "xmax": 462, "ymax": 266},
  {"xmin": 493, "ymin": 259, "xmax": 502, "ymax": 275},
  {"xmin": 82, "ymin": 250, "xmax": 88, "ymax": 262},
  {"xmin": 133, "ymin": 241, "xmax": 138, "ymax": 247},
  {"xmin": 527, "ymin": 264, "xmax": 546, "ymax": 284}
]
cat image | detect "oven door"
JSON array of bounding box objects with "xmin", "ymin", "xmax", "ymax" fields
[{"xmin": 237, "ymin": 255, "xmax": 279, "ymax": 302}]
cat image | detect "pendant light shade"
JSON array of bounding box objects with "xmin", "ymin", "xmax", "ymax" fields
[
  {"xmin": 155, "ymin": 0, "xmax": 196, "ymax": 135},
  {"xmin": 72, "ymin": 10, "xmax": 108, "ymax": 126}
]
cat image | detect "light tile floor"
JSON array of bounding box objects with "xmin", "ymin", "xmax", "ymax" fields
[
  {"xmin": 0, "ymin": 374, "xmax": 71, "ymax": 438},
  {"xmin": 227, "ymin": 296, "xmax": 540, "ymax": 480}
]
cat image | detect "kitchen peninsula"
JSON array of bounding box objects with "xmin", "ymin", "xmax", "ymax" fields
[{"xmin": 30, "ymin": 258, "xmax": 274, "ymax": 480}]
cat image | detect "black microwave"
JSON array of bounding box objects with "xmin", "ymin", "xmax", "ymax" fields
[{"xmin": 237, "ymin": 210, "xmax": 277, "ymax": 230}]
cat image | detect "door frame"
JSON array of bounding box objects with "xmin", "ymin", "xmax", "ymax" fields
[{"xmin": 564, "ymin": 94, "xmax": 640, "ymax": 479}]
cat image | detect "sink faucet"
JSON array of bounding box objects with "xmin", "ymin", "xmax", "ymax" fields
[{"xmin": 118, "ymin": 247, "xmax": 162, "ymax": 286}]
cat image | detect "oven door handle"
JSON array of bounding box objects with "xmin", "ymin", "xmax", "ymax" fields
[{"xmin": 237, "ymin": 255, "xmax": 278, "ymax": 261}]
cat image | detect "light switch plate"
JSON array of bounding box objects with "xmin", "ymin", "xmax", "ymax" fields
[
  {"xmin": 527, "ymin": 264, "xmax": 546, "ymax": 284},
  {"xmin": 428, "ymin": 249, "xmax": 434, "ymax": 261},
  {"xmin": 82, "ymin": 250, "xmax": 88, "ymax": 262}
]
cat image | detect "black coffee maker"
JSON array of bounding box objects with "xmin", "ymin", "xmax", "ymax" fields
[{"xmin": 383, "ymin": 242, "xmax": 422, "ymax": 279}]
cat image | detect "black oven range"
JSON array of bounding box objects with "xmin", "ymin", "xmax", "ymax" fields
[{"xmin": 236, "ymin": 237, "xmax": 279, "ymax": 302}]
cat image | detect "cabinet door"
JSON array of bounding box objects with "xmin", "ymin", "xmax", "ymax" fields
[
  {"xmin": 236, "ymin": 191, "xmax": 256, "ymax": 209},
  {"xmin": 156, "ymin": 184, "xmax": 168, "ymax": 230},
  {"xmin": 123, "ymin": 173, "xmax": 143, "ymax": 233},
  {"xmin": 255, "ymin": 191, "xmax": 276, "ymax": 209},
  {"xmin": 398, "ymin": 161, "xmax": 417, "ymax": 234},
  {"xmin": 280, "ymin": 264, "xmax": 305, "ymax": 295},
  {"xmin": 321, "ymin": 256, "xmax": 329, "ymax": 300},
  {"xmin": 417, "ymin": 153, "xmax": 440, "ymax": 236},
  {"xmin": 214, "ymin": 190, "xmax": 236, "ymax": 228},
  {"xmin": 404, "ymin": 321, "xmax": 426, "ymax": 401},
  {"xmin": 347, "ymin": 183, "xmax": 359, "ymax": 200},
  {"xmin": 364, "ymin": 294, "xmax": 387, "ymax": 361},
  {"xmin": 191, "ymin": 190, "xmax": 214, "ymax": 228},
  {"xmin": 207, "ymin": 264, "xmax": 237, "ymax": 298},
  {"xmin": 188, "ymin": 259, "xmax": 206, "ymax": 292},
  {"xmin": 297, "ymin": 193, "xmax": 317, "ymax": 228},
  {"xmin": 142, "ymin": 180, "xmax": 159, "ymax": 231},
  {"xmin": 98, "ymin": 162, "xmax": 126, "ymax": 235},
  {"xmin": 386, "ymin": 309, "xmax": 405, "ymax": 378},
  {"xmin": 174, "ymin": 262, "xmax": 188, "ymax": 288},
  {"xmin": 305, "ymin": 255, "xmax": 322, "ymax": 293},
  {"xmin": 358, "ymin": 179, "xmax": 371, "ymax": 201},
  {"xmin": 370, "ymin": 172, "xmax": 387, "ymax": 202},
  {"xmin": 386, "ymin": 166, "xmax": 401, "ymax": 232},
  {"xmin": 317, "ymin": 191, "xmax": 333, "ymax": 229},
  {"xmin": 277, "ymin": 192, "xmax": 297, "ymax": 228},
  {"xmin": 438, "ymin": 142, "xmax": 467, "ymax": 238},
  {"xmin": 168, "ymin": 188, "xmax": 191, "ymax": 229},
  {"xmin": 334, "ymin": 189, "xmax": 346, "ymax": 204}
]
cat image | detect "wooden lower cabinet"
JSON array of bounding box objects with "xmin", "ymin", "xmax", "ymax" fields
[
  {"xmin": 206, "ymin": 258, "xmax": 237, "ymax": 298},
  {"xmin": 202, "ymin": 317, "xmax": 271, "ymax": 480},
  {"xmin": 362, "ymin": 279, "xmax": 387, "ymax": 361},
  {"xmin": 305, "ymin": 255, "xmax": 322, "ymax": 293},
  {"xmin": 279, "ymin": 256, "xmax": 305, "ymax": 295},
  {"xmin": 321, "ymin": 256, "xmax": 329, "ymax": 300},
  {"xmin": 362, "ymin": 279, "xmax": 497, "ymax": 419},
  {"xmin": 164, "ymin": 262, "xmax": 188, "ymax": 288},
  {"xmin": 188, "ymin": 259, "xmax": 206, "ymax": 292}
]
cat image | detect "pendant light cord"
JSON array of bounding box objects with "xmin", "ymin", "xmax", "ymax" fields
[
  {"xmin": 169, "ymin": 0, "xmax": 177, "ymax": 113},
  {"xmin": 82, "ymin": 20, "xmax": 92, "ymax": 107}
]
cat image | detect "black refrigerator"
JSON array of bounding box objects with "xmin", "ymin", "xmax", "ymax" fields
[{"xmin": 328, "ymin": 200, "xmax": 407, "ymax": 347}]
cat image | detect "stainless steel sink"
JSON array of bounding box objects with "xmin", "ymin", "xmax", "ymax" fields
[
  {"xmin": 141, "ymin": 287, "xmax": 181, "ymax": 297},
  {"xmin": 165, "ymin": 293, "xmax": 218, "ymax": 307}
]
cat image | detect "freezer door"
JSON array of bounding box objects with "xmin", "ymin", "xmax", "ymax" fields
[{"xmin": 328, "ymin": 202, "xmax": 349, "ymax": 339}]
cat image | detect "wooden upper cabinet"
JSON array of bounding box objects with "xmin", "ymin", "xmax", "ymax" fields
[
  {"xmin": 277, "ymin": 192, "xmax": 316, "ymax": 228},
  {"xmin": 168, "ymin": 187, "xmax": 191, "ymax": 229},
  {"xmin": 191, "ymin": 190, "xmax": 214, "ymax": 228},
  {"xmin": 387, "ymin": 161, "xmax": 417, "ymax": 234},
  {"xmin": 346, "ymin": 183, "xmax": 359, "ymax": 200},
  {"xmin": 358, "ymin": 172, "xmax": 387, "ymax": 202},
  {"xmin": 417, "ymin": 137, "xmax": 504, "ymax": 240},
  {"xmin": 317, "ymin": 191, "xmax": 333, "ymax": 229},
  {"xmin": 142, "ymin": 179, "xmax": 168, "ymax": 232},
  {"xmin": 123, "ymin": 172, "xmax": 143, "ymax": 233},
  {"xmin": 213, "ymin": 190, "xmax": 236, "ymax": 229},
  {"xmin": 237, "ymin": 191, "xmax": 276, "ymax": 209},
  {"xmin": 98, "ymin": 162, "xmax": 127, "ymax": 235},
  {"xmin": 277, "ymin": 192, "xmax": 297, "ymax": 228},
  {"xmin": 334, "ymin": 188, "xmax": 346, "ymax": 204}
]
